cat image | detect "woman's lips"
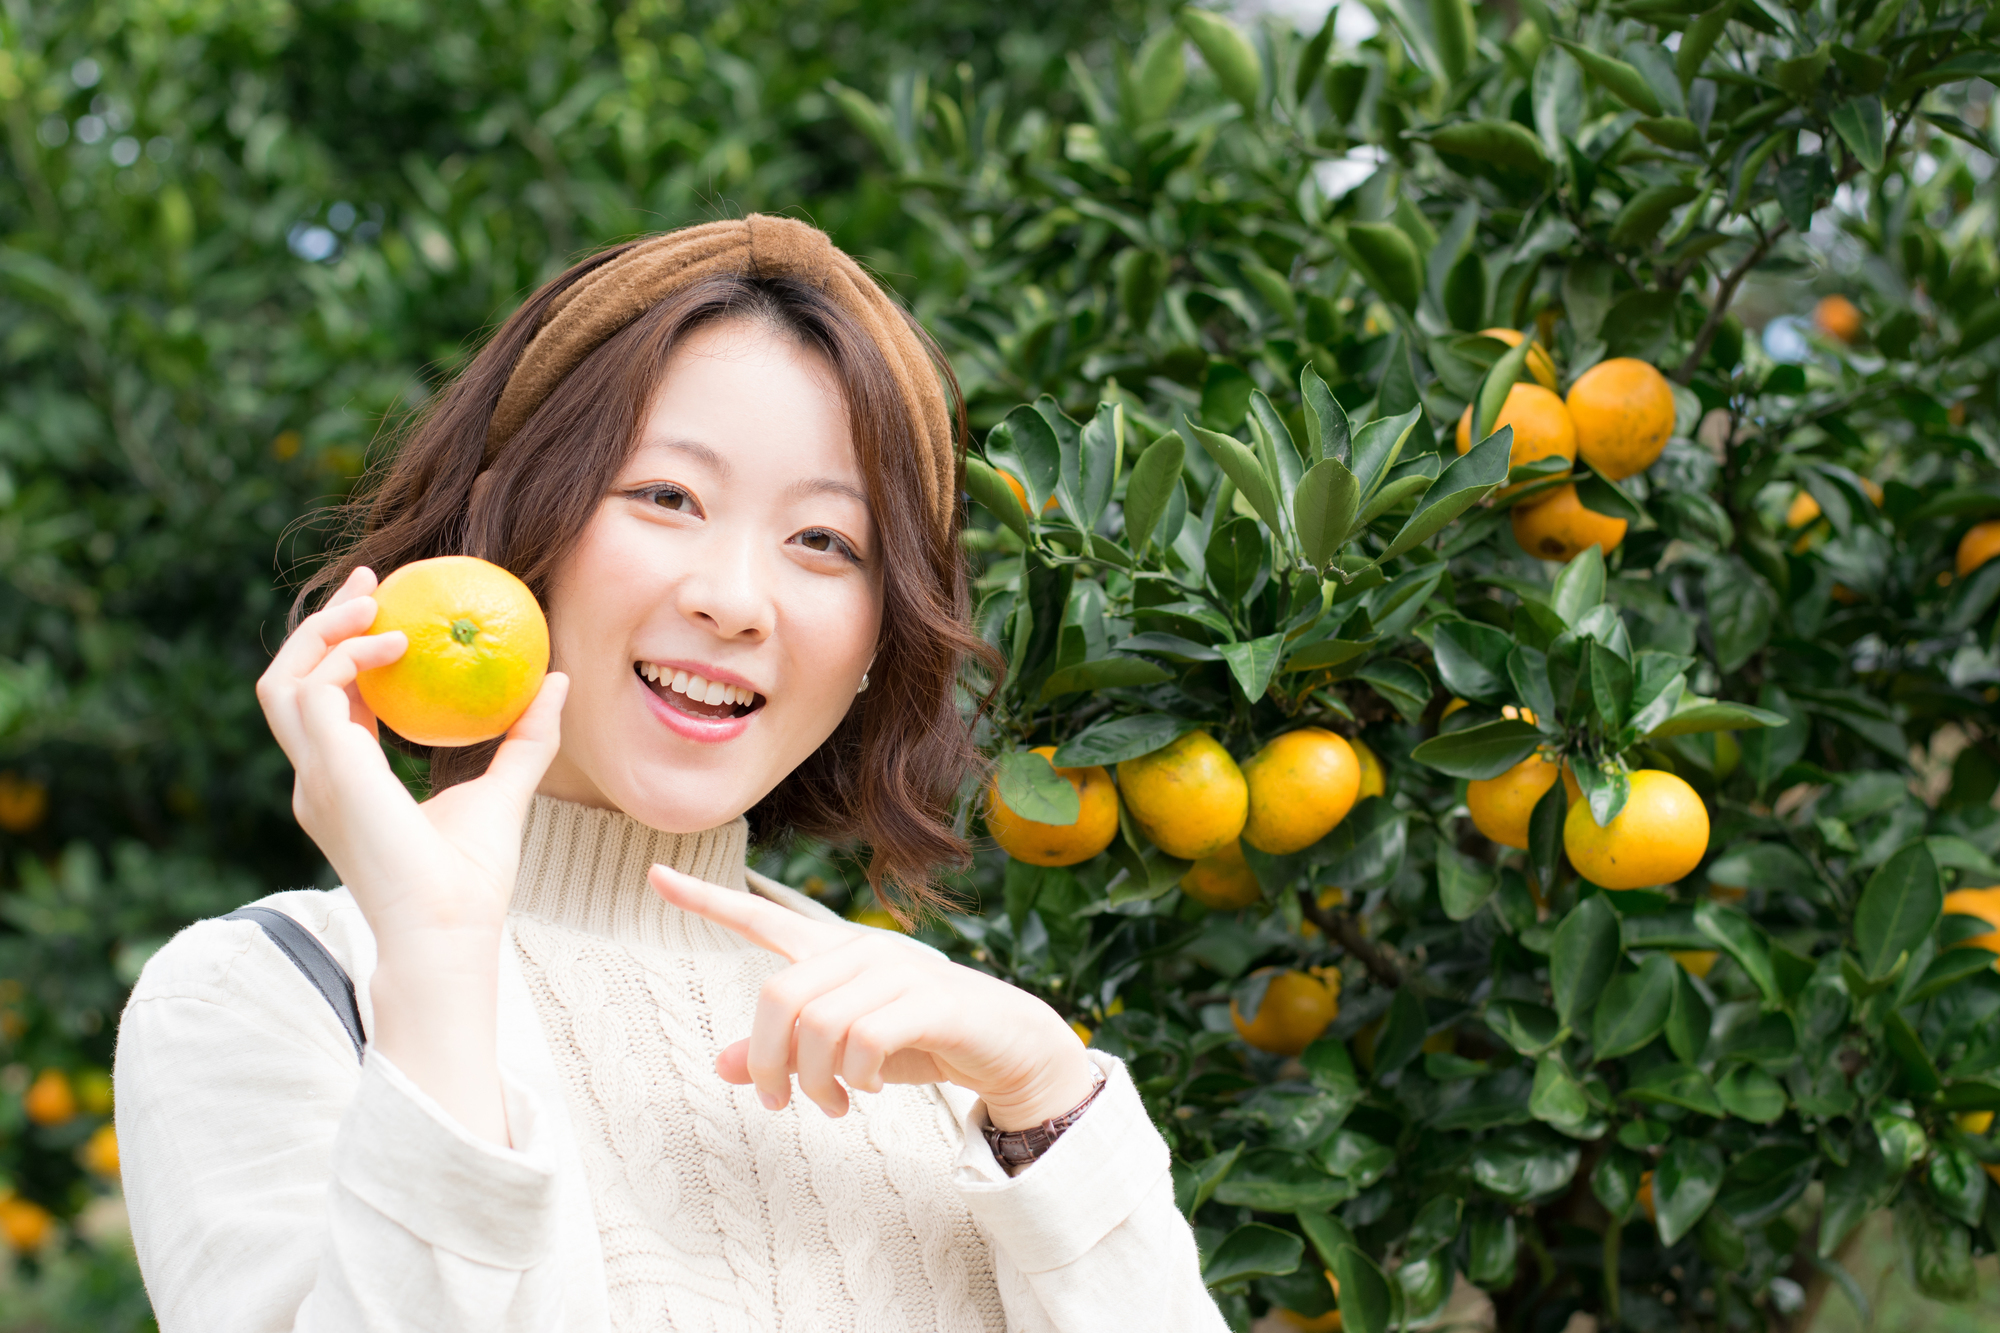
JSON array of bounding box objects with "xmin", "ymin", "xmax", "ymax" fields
[{"xmin": 635, "ymin": 668, "xmax": 760, "ymax": 743}]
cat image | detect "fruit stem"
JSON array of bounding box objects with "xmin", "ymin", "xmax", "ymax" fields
[
  {"xmin": 450, "ymin": 618, "xmax": 479, "ymax": 645},
  {"xmin": 1295, "ymin": 887, "xmax": 1402, "ymax": 987}
]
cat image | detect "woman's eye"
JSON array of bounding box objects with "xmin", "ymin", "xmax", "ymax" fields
[
  {"xmin": 795, "ymin": 528, "xmax": 853, "ymax": 559},
  {"xmin": 648, "ymin": 486, "xmax": 696, "ymax": 514}
]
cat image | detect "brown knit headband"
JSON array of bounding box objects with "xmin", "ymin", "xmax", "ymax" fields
[{"xmin": 486, "ymin": 214, "xmax": 957, "ymax": 529}]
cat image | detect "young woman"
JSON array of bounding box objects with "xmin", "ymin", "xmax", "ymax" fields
[{"xmin": 113, "ymin": 215, "xmax": 1222, "ymax": 1331}]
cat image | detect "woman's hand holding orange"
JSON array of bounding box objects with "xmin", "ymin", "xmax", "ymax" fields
[
  {"xmin": 651, "ymin": 866, "xmax": 1098, "ymax": 1132},
  {"xmin": 255, "ymin": 564, "xmax": 570, "ymax": 1145}
]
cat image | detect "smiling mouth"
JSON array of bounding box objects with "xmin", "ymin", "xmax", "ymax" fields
[{"xmin": 636, "ymin": 663, "xmax": 765, "ymax": 721}]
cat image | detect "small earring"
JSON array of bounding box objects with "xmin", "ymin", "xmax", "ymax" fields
[{"xmin": 857, "ymin": 672, "xmax": 870, "ymax": 693}]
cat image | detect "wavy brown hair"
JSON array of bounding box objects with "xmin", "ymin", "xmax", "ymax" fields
[{"xmin": 295, "ymin": 244, "xmax": 998, "ymax": 913}]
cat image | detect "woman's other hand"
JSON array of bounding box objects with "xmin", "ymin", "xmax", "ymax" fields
[
  {"xmin": 650, "ymin": 866, "xmax": 1097, "ymax": 1133},
  {"xmin": 255, "ymin": 565, "xmax": 570, "ymax": 1144}
]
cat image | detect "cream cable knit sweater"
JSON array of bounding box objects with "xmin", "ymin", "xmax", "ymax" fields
[{"xmin": 115, "ymin": 795, "xmax": 1224, "ymax": 1332}]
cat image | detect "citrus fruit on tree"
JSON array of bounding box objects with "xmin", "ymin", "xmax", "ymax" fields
[
  {"xmin": 1455, "ymin": 383, "xmax": 1576, "ymax": 496},
  {"xmin": 1351, "ymin": 737, "xmax": 1386, "ymax": 799},
  {"xmin": 1814, "ymin": 294, "xmax": 1863, "ymax": 343},
  {"xmin": 1478, "ymin": 327, "xmax": 1558, "ymax": 390},
  {"xmin": 998, "ymin": 469, "xmax": 1057, "ymax": 514},
  {"xmin": 848, "ymin": 906, "xmax": 905, "ymax": 932},
  {"xmin": 1944, "ymin": 885, "xmax": 2000, "ymax": 967},
  {"xmin": 1563, "ymin": 770, "xmax": 1711, "ymax": 889},
  {"xmin": 1466, "ymin": 751, "xmax": 1572, "ymax": 850},
  {"xmin": 0, "ymin": 1195, "xmax": 52, "ymax": 1252},
  {"xmin": 356, "ymin": 556, "xmax": 551, "ymax": 747},
  {"xmin": 1117, "ymin": 730, "xmax": 1248, "ymax": 860},
  {"xmin": 1787, "ymin": 477, "xmax": 1881, "ymax": 530},
  {"xmin": 1276, "ymin": 1307, "xmax": 1343, "ymax": 1331},
  {"xmin": 1069, "ymin": 1019, "xmax": 1093, "ymax": 1045},
  {"xmin": 1231, "ymin": 967, "xmax": 1339, "ymax": 1056},
  {"xmin": 22, "ymin": 1069, "xmax": 74, "ymax": 1127},
  {"xmin": 985, "ymin": 746, "xmax": 1119, "ymax": 866},
  {"xmin": 1672, "ymin": 950, "xmax": 1719, "ymax": 978},
  {"xmin": 1511, "ymin": 484, "xmax": 1627, "ymax": 562},
  {"xmin": 1565, "ymin": 357, "xmax": 1675, "ymax": 480},
  {"xmin": 80, "ymin": 1124, "xmax": 119, "ymax": 1178},
  {"xmin": 1299, "ymin": 885, "xmax": 1345, "ymax": 937},
  {"xmin": 1180, "ymin": 839, "xmax": 1265, "ymax": 909},
  {"xmin": 1958, "ymin": 520, "xmax": 2000, "ymax": 577},
  {"xmin": 0, "ymin": 773, "xmax": 47, "ymax": 833},
  {"xmin": 1240, "ymin": 728, "xmax": 1361, "ymax": 855},
  {"xmin": 73, "ymin": 1068, "xmax": 113, "ymax": 1116}
]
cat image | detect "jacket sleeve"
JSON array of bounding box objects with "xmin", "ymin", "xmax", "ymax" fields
[
  {"xmin": 113, "ymin": 917, "xmax": 567, "ymax": 1333},
  {"xmin": 948, "ymin": 1051, "xmax": 1228, "ymax": 1332}
]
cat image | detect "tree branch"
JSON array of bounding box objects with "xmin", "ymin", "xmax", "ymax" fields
[
  {"xmin": 1674, "ymin": 219, "xmax": 1788, "ymax": 383},
  {"xmin": 1297, "ymin": 887, "xmax": 1403, "ymax": 987}
]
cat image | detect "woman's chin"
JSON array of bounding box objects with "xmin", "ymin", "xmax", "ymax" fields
[{"xmin": 598, "ymin": 767, "xmax": 766, "ymax": 836}]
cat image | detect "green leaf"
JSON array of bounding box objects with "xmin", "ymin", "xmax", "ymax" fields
[
  {"xmin": 1474, "ymin": 334, "xmax": 1536, "ymax": 441},
  {"xmin": 1065, "ymin": 402, "xmax": 1120, "ymax": 529},
  {"xmin": 1899, "ymin": 1196, "xmax": 1978, "ymax": 1303},
  {"xmin": 1354, "ymin": 659, "xmax": 1433, "ymax": 725},
  {"xmin": 1411, "ymin": 719, "xmax": 1543, "ymax": 779},
  {"xmin": 1676, "ymin": 0, "xmax": 1738, "ymax": 87},
  {"xmin": 1281, "ymin": 637, "xmax": 1377, "ymax": 673},
  {"xmin": 1575, "ymin": 467, "xmax": 1645, "ymax": 524},
  {"xmin": 1300, "ymin": 366, "xmax": 1349, "ymax": 466},
  {"xmin": 1132, "ymin": 25, "xmax": 1188, "ymax": 121},
  {"xmin": 993, "ymin": 749, "xmax": 1080, "ymax": 825},
  {"xmin": 1201, "ymin": 1222, "xmax": 1304, "ymax": 1287},
  {"xmin": 1467, "ymin": 1212, "xmax": 1517, "ymax": 1288},
  {"xmin": 1468, "ymin": 1128, "xmax": 1581, "ymax": 1204},
  {"xmin": 1190, "ymin": 425, "xmax": 1284, "ymax": 536},
  {"xmin": 1854, "ymin": 842, "xmax": 1943, "ymax": 981},
  {"xmin": 1527, "ymin": 779, "xmax": 1566, "ymax": 910},
  {"xmin": 1551, "ymin": 895, "xmax": 1621, "ymax": 1027},
  {"xmin": 993, "ymin": 404, "xmax": 1063, "ymax": 513},
  {"xmin": 1740, "ymin": 684, "xmax": 1807, "ymax": 796},
  {"xmin": 1431, "ymin": 618, "xmax": 1514, "ymax": 704},
  {"xmin": 1625, "ymin": 1062, "xmax": 1725, "ymax": 1116},
  {"xmin": 1175, "ymin": 1142, "xmax": 1242, "ymax": 1217},
  {"xmin": 1380, "ymin": 426, "xmax": 1510, "ymax": 561},
  {"xmin": 1706, "ymin": 842, "xmax": 1818, "ymax": 896},
  {"xmin": 1588, "ymin": 640, "xmax": 1634, "ymax": 733},
  {"xmin": 1295, "ymin": 1208, "xmax": 1357, "ymax": 1271},
  {"xmin": 1885, "ymin": 1009, "xmax": 1943, "ymax": 1097},
  {"xmin": 1904, "ymin": 948, "xmax": 2000, "ymax": 1004},
  {"xmin": 1530, "ymin": 1053, "xmax": 1603, "ymax": 1137},
  {"xmin": 1123, "ymin": 433, "xmax": 1185, "ymax": 552},
  {"xmin": 1550, "ymin": 545, "xmax": 1605, "ymax": 626},
  {"xmin": 1178, "ymin": 8, "xmax": 1263, "ymax": 114},
  {"xmin": 1715, "ymin": 1065, "xmax": 1785, "ymax": 1123},
  {"xmin": 1644, "ymin": 698, "xmax": 1789, "ymax": 739},
  {"xmin": 964, "ymin": 455, "xmax": 1033, "ymax": 541},
  {"xmin": 1219, "ymin": 634, "xmax": 1288, "ymax": 703},
  {"xmin": 1929, "ymin": 1144, "xmax": 1988, "ymax": 1226},
  {"xmin": 1831, "ymin": 95, "xmax": 1886, "ymax": 174},
  {"xmin": 1051, "ymin": 714, "xmax": 1194, "ymax": 767},
  {"xmin": 1653, "ymin": 1136, "xmax": 1724, "ymax": 1244},
  {"xmin": 1555, "ymin": 40, "xmax": 1663, "ymax": 115},
  {"xmin": 1485, "ymin": 999, "xmax": 1563, "ymax": 1055},
  {"xmin": 1328, "ymin": 1244, "xmax": 1395, "ymax": 1333},
  {"xmin": 1294, "ymin": 458, "xmax": 1361, "ymax": 568},
  {"xmin": 1608, "ymin": 185, "xmax": 1699, "ymax": 250},
  {"xmin": 1339, "ymin": 222, "xmax": 1425, "ymax": 313},
  {"xmin": 1039, "ymin": 656, "xmax": 1174, "ymax": 700},
  {"xmin": 1438, "ymin": 841, "xmax": 1496, "ymax": 921},
  {"xmin": 1350, "ymin": 407, "xmax": 1425, "ymax": 500},
  {"xmin": 1205, "ymin": 515, "xmax": 1266, "ymax": 604},
  {"xmin": 1591, "ymin": 954, "xmax": 1676, "ymax": 1057},
  {"xmin": 1694, "ymin": 901, "xmax": 1783, "ymax": 1005},
  {"xmin": 1373, "ymin": 987, "xmax": 1429, "ymax": 1077},
  {"xmin": 1425, "ymin": 120, "xmax": 1551, "ymax": 178},
  {"xmin": 1666, "ymin": 967, "xmax": 1712, "ymax": 1063}
]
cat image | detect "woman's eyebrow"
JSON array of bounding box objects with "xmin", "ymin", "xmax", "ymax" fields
[
  {"xmin": 642, "ymin": 436, "xmax": 731, "ymax": 476},
  {"xmin": 785, "ymin": 476, "xmax": 869, "ymax": 506}
]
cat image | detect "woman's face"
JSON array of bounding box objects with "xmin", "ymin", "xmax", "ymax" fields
[{"xmin": 536, "ymin": 317, "xmax": 882, "ymax": 832}]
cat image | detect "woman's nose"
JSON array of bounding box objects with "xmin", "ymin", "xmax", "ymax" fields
[{"xmin": 675, "ymin": 529, "xmax": 776, "ymax": 641}]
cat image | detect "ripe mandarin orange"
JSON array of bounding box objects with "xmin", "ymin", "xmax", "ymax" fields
[
  {"xmin": 22, "ymin": 1070, "xmax": 75, "ymax": 1127},
  {"xmin": 1563, "ymin": 770, "xmax": 1710, "ymax": 889},
  {"xmin": 1814, "ymin": 294, "xmax": 1863, "ymax": 343},
  {"xmin": 0, "ymin": 773, "xmax": 47, "ymax": 833},
  {"xmin": 1180, "ymin": 839, "xmax": 1265, "ymax": 909},
  {"xmin": 1958, "ymin": 520, "xmax": 2000, "ymax": 578},
  {"xmin": 1511, "ymin": 484, "xmax": 1627, "ymax": 562},
  {"xmin": 1277, "ymin": 1309, "xmax": 1343, "ymax": 1332},
  {"xmin": 1117, "ymin": 731, "xmax": 1248, "ymax": 860},
  {"xmin": 1479, "ymin": 327, "xmax": 1559, "ymax": 390},
  {"xmin": 1241, "ymin": 728, "xmax": 1361, "ymax": 854},
  {"xmin": 1566, "ymin": 358, "xmax": 1675, "ymax": 480},
  {"xmin": 999, "ymin": 470, "xmax": 1057, "ymax": 515},
  {"xmin": 986, "ymin": 746, "xmax": 1119, "ymax": 866},
  {"xmin": 80, "ymin": 1124, "xmax": 119, "ymax": 1179},
  {"xmin": 0, "ymin": 1195, "xmax": 52, "ymax": 1252},
  {"xmin": 1455, "ymin": 383, "xmax": 1577, "ymax": 496},
  {"xmin": 357, "ymin": 556, "xmax": 550, "ymax": 747},
  {"xmin": 1672, "ymin": 950, "xmax": 1719, "ymax": 978},
  {"xmin": 1351, "ymin": 737, "xmax": 1386, "ymax": 799},
  {"xmin": 1467, "ymin": 752, "xmax": 1572, "ymax": 850},
  {"xmin": 1787, "ymin": 478, "xmax": 1882, "ymax": 529},
  {"xmin": 1944, "ymin": 886, "xmax": 2000, "ymax": 969},
  {"xmin": 1232, "ymin": 967, "xmax": 1339, "ymax": 1056}
]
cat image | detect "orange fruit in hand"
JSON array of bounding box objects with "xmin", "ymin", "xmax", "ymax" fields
[
  {"xmin": 1563, "ymin": 770, "xmax": 1710, "ymax": 889},
  {"xmin": 1479, "ymin": 327, "xmax": 1559, "ymax": 390},
  {"xmin": 1351, "ymin": 737, "xmax": 1386, "ymax": 800},
  {"xmin": 986, "ymin": 746, "xmax": 1119, "ymax": 866},
  {"xmin": 1467, "ymin": 752, "xmax": 1574, "ymax": 850},
  {"xmin": 80, "ymin": 1124, "xmax": 119, "ymax": 1178},
  {"xmin": 1455, "ymin": 383, "xmax": 1577, "ymax": 496},
  {"xmin": 1566, "ymin": 357, "xmax": 1675, "ymax": 480},
  {"xmin": 1958, "ymin": 520, "xmax": 2000, "ymax": 578},
  {"xmin": 1814, "ymin": 294, "xmax": 1863, "ymax": 343},
  {"xmin": 1181, "ymin": 839, "xmax": 1265, "ymax": 909},
  {"xmin": 1117, "ymin": 731, "xmax": 1248, "ymax": 861},
  {"xmin": 1511, "ymin": 484, "xmax": 1627, "ymax": 562},
  {"xmin": 0, "ymin": 1195, "xmax": 52, "ymax": 1252},
  {"xmin": 23, "ymin": 1069, "xmax": 75, "ymax": 1127},
  {"xmin": 1241, "ymin": 728, "xmax": 1361, "ymax": 854},
  {"xmin": 1232, "ymin": 968, "xmax": 1339, "ymax": 1056},
  {"xmin": 357, "ymin": 556, "xmax": 551, "ymax": 747}
]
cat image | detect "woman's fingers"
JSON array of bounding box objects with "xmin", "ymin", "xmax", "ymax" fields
[
  {"xmin": 740, "ymin": 945, "xmax": 878, "ymax": 1112},
  {"xmin": 840, "ymin": 995, "xmax": 948, "ymax": 1095},
  {"xmin": 477, "ymin": 673, "xmax": 571, "ymax": 807},
  {"xmin": 325, "ymin": 564, "xmax": 379, "ymax": 607},
  {"xmin": 265, "ymin": 593, "xmax": 379, "ymax": 685},
  {"xmin": 789, "ymin": 970, "xmax": 912, "ymax": 1117},
  {"xmin": 649, "ymin": 864, "xmax": 845, "ymax": 963}
]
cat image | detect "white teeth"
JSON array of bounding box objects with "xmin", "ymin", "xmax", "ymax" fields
[
  {"xmin": 639, "ymin": 666, "xmax": 757, "ymax": 708},
  {"xmin": 684, "ymin": 674, "xmax": 707, "ymax": 699},
  {"xmin": 703, "ymin": 680, "xmax": 728, "ymax": 705},
  {"xmin": 671, "ymin": 670, "xmax": 690, "ymax": 693}
]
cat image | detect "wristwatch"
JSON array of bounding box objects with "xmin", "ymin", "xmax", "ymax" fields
[{"xmin": 980, "ymin": 1070, "xmax": 1107, "ymax": 1174}]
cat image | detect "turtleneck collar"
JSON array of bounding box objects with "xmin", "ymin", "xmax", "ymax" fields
[{"xmin": 510, "ymin": 794, "xmax": 753, "ymax": 953}]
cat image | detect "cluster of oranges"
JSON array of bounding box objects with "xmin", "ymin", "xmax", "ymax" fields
[
  {"xmin": 1453, "ymin": 338, "xmax": 1677, "ymax": 565},
  {"xmin": 987, "ymin": 727, "xmax": 1386, "ymax": 1056},
  {"xmin": 0, "ymin": 1067, "xmax": 119, "ymax": 1252},
  {"xmin": 1466, "ymin": 747, "xmax": 1710, "ymax": 891}
]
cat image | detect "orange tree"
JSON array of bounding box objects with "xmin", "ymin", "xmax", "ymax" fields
[{"xmin": 827, "ymin": 2, "xmax": 2000, "ymax": 1329}]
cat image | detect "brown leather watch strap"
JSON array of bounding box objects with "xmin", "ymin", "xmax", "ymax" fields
[{"xmin": 979, "ymin": 1071, "xmax": 1107, "ymax": 1174}]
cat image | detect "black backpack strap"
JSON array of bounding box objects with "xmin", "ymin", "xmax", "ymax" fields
[{"xmin": 225, "ymin": 906, "xmax": 366, "ymax": 1063}]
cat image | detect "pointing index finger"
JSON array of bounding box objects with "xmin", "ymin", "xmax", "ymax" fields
[{"xmin": 649, "ymin": 863, "xmax": 846, "ymax": 963}]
